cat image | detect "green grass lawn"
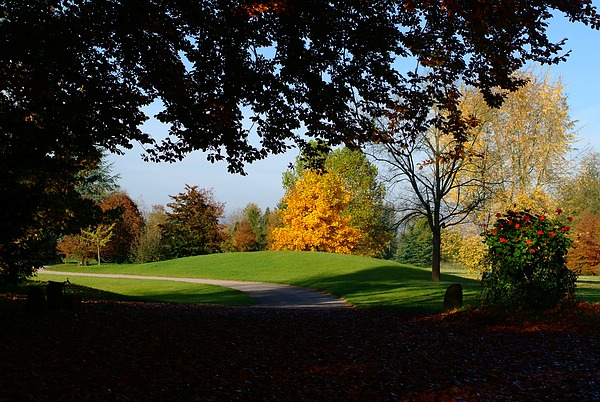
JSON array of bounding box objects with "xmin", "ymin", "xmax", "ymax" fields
[
  {"xmin": 33, "ymin": 275, "xmax": 253, "ymax": 306},
  {"xmin": 575, "ymin": 275, "xmax": 600, "ymax": 303},
  {"xmin": 38, "ymin": 251, "xmax": 600, "ymax": 313},
  {"xmin": 42, "ymin": 251, "xmax": 481, "ymax": 313}
]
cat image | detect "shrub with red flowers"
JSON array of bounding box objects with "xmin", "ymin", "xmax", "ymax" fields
[{"xmin": 481, "ymin": 210, "xmax": 577, "ymax": 311}]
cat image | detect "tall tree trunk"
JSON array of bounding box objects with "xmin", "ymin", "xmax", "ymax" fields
[{"xmin": 432, "ymin": 226, "xmax": 442, "ymax": 282}]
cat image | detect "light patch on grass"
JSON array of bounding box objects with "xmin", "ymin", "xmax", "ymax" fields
[{"xmin": 35, "ymin": 274, "xmax": 252, "ymax": 306}]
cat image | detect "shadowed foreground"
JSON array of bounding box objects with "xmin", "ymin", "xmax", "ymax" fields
[{"xmin": 1, "ymin": 296, "xmax": 599, "ymax": 401}]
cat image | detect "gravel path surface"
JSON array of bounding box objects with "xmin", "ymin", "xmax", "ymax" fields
[{"xmin": 39, "ymin": 269, "xmax": 351, "ymax": 309}]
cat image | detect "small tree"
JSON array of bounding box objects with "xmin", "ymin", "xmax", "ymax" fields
[
  {"xmin": 131, "ymin": 205, "xmax": 168, "ymax": 263},
  {"xmin": 481, "ymin": 210, "xmax": 577, "ymax": 310},
  {"xmin": 81, "ymin": 223, "xmax": 115, "ymax": 266},
  {"xmin": 225, "ymin": 203, "xmax": 269, "ymax": 252},
  {"xmin": 56, "ymin": 234, "xmax": 94, "ymax": 266}
]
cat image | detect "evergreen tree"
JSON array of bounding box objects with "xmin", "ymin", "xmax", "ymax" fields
[
  {"xmin": 395, "ymin": 218, "xmax": 433, "ymax": 267},
  {"xmin": 162, "ymin": 185, "xmax": 225, "ymax": 258}
]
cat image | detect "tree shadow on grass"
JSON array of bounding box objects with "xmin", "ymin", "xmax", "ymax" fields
[
  {"xmin": 74, "ymin": 285, "xmax": 253, "ymax": 306},
  {"xmin": 7, "ymin": 281, "xmax": 253, "ymax": 307},
  {"xmin": 293, "ymin": 264, "xmax": 483, "ymax": 314}
]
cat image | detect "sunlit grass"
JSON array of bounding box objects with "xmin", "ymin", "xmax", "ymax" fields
[
  {"xmin": 42, "ymin": 251, "xmax": 600, "ymax": 312},
  {"xmin": 34, "ymin": 274, "xmax": 252, "ymax": 306},
  {"xmin": 46, "ymin": 251, "xmax": 482, "ymax": 312},
  {"xmin": 575, "ymin": 275, "xmax": 600, "ymax": 303}
]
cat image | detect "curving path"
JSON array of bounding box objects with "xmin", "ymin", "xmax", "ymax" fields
[{"xmin": 39, "ymin": 269, "xmax": 351, "ymax": 309}]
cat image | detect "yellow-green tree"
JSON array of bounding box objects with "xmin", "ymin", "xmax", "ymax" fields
[
  {"xmin": 81, "ymin": 223, "xmax": 115, "ymax": 266},
  {"xmin": 57, "ymin": 223, "xmax": 115, "ymax": 266},
  {"xmin": 460, "ymin": 69, "xmax": 577, "ymax": 217},
  {"xmin": 325, "ymin": 148, "xmax": 394, "ymax": 257},
  {"xmin": 559, "ymin": 152, "xmax": 600, "ymax": 217},
  {"xmin": 131, "ymin": 205, "xmax": 168, "ymax": 263},
  {"xmin": 270, "ymin": 170, "xmax": 362, "ymax": 254}
]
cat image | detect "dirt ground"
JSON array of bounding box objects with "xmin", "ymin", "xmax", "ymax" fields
[{"xmin": 1, "ymin": 295, "xmax": 599, "ymax": 401}]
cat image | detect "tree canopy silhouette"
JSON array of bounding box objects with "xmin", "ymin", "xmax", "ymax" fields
[{"xmin": 3, "ymin": 1, "xmax": 598, "ymax": 171}]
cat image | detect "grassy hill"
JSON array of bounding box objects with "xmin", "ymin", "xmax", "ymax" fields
[{"xmin": 42, "ymin": 251, "xmax": 483, "ymax": 313}]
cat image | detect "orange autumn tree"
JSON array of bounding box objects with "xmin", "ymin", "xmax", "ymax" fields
[
  {"xmin": 567, "ymin": 211, "xmax": 600, "ymax": 275},
  {"xmin": 270, "ymin": 170, "xmax": 362, "ymax": 254}
]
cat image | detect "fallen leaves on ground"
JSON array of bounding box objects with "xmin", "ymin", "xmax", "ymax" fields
[{"xmin": 1, "ymin": 295, "xmax": 599, "ymax": 401}]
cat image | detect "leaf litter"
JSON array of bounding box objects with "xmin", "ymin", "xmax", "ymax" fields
[{"xmin": 1, "ymin": 295, "xmax": 599, "ymax": 401}]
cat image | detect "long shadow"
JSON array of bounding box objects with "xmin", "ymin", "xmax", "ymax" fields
[
  {"xmin": 292, "ymin": 264, "xmax": 482, "ymax": 314},
  {"xmin": 17, "ymin": 282, "xmax": 253, "ymax": 307},
  {"xmin": 70, "ymin": 284, "xmax": 252, "ymax": 306}
]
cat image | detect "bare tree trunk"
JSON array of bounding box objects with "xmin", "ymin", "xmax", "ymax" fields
[{"xmin": 432, "ymin": 227, "xmax": 442, "ymax": 282}]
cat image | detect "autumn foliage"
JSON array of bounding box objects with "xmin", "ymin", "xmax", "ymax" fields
[
  {"xmin": 100, "ymin": 193, "xmax": 144, "ymax": 263},
  {"xmin": 270, "ymin": 170, "xmax": 362, "ymax": 254},
  {"xmin": 56, "ymin": 223, "xmax": 115, "ymax": 266},
  {"xmin": 56, "ymin": 234, "xmax": 93, "ymax": 266},
  {"xmin": 568, "ymin": 212, "xmax": 600, "ymax": 275},
  {"xmin": 232, "ymin": 220, "xmax": 258, "ymax": 252}
]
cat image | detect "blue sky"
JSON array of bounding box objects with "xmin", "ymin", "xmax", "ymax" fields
[{"xmin": 108, "ymin": 14, "xmax": 600, "ymax": 215}]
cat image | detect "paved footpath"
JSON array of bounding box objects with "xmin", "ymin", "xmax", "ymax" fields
[{"xmin": 39, "ymin": 269, "xmax": 351, "ymax": 309}]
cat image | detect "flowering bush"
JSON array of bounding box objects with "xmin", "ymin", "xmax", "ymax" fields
[{"xmin": 481, "ymin": 209, "xmax": 577, "ymax": 310}]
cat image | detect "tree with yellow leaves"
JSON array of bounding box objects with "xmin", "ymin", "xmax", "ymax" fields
[
  {"xmin": 81, "ymin": 223, "xmax": 115, "ymax": 266},
  {"xmin": 460, "ymin": 68, "xmax": 577, "ymax": 217},
  {"xmin": 440, "ymin": 69, "xmax": 578, "ymax": 275},
  {"xmin": 270, "ymin": 170, "xmax": 363, "ymax": 254},
  {"xmin": 281, "ymin": 143, "xmax": 393, "ymax": 257}
]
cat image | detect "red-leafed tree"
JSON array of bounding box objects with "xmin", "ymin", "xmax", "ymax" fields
[
  {"xmin": 232, "ymin": 220, "xmax": 258, "ymax": 252},
  {"xmin": 568, "ymin": 212, "xmax": 600, "ymax": 275},
  {"xmin": 56, "ymin": 234, "xmax": 94, "ymax": 267},
  {"xmin": 100, "ymin": 193, "xmax": 144, "ymax": 263}
]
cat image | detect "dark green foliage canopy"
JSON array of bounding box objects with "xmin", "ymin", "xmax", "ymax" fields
[
  {"xmin": 161, "ymin": 185, "xmax": 225, "ymax": 258},
  {"xmin": 395, "ymin": 218, "xmax": 433, "ymax": 267}
]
